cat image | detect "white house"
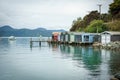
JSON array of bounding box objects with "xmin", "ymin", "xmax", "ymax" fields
[{"xmin": 101, "ymin": 31, "xmax": 120, "ymax": 44}]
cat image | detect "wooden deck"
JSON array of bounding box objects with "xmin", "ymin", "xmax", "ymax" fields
[
  {"xmin": 30, "ymin": 37, "xmax": 94, "ymax": 47},
  {"xmin": 30, "ymin": 38, "xmax": 51, "ymax": 47},
  {"xmin": 30, "ymin": 40, "xmax": 48, "ymax": 42}
]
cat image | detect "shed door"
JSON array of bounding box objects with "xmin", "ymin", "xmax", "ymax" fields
[
  {"xmin": 101, "ymin": 35, "xmax": 106, "ymax": 44},
  {"xmin": 65, "ymin": 35, "xmax": 68, "ymax": 42},
  {"xmin": 106, "ymin": 35, "xmax": 110, "ymax": 43},
  {"xmin": 58, "ymin": 35, "xmax": 60, "ymax": 41},
  {"xmin": 101, "ymin": 34, "xmax": 110, "ymax": 44},
  {"xmin": 71, "ymin": 35, "xmax": 74, "ymax": 42}
]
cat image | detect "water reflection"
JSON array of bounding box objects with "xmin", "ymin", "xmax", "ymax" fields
[
  {"xmin": 60, "ymin": 45, "xmax": 71, "ymax": 59},
  {"xmin": 51, "ymin": 44, "xmax": 59, "ymax": 51},
  {"xmin": 58, "ymin": 45, "xmax": 113, "ymax": 79},
  {"xmin": 0, "ymin": 38, "xmax": 120, "ymax": 80},
  {"xmin": 109, "ymin": 51, "xmax": 120, "ymax": 75},
  {"xmin": 60, "ymin": 45, "xmax": 101, "ymax": 68},
  {"xmin": 0, "ymin": 38, "xmax": 11, "ymax": 55},
  {"xmin": 0, "ymin": 38, "xmax": 9, "ymax": 46},
  {"xmin": 8, "ymin": 40, "xmax": 16, "ymax": 47}
]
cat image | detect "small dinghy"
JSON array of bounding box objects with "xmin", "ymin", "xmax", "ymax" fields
[{"xmin": 8, "ymin": 36, "xmax": 16, "ymax": 40}]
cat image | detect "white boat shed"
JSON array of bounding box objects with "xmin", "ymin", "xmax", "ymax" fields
[{"xmin": 101, "ymin": 31, "xmax": 120, "ymax": 44}]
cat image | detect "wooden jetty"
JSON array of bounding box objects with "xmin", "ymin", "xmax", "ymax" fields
[{"xmin": 30, "ymin": 38, "xmax": 51, "ymax": 47}]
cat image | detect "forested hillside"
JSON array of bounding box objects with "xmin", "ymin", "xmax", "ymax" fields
[{"xmin": 70, "ymin": 0, "xmax": 120, "ymax": 32}]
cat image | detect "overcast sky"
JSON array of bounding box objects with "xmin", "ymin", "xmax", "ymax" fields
[{"xmin": 0, "ymin": 0, "xmax": 113, "ymax": 30}]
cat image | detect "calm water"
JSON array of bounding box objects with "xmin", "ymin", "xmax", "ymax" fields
[{"xmin": 0, "ymin": 37, "xmax": 120, "ymax": 80}]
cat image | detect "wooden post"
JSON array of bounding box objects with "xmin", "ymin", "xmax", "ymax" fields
[
  {"xmin": 30, "ymin": 38, "xmax": 32, "ymax": 47},
  {"xmin": 39, "ymin": 37, "xmax": 41, "ymax": 46},
  {"xmin": 39, "ymin": 41, "xmax": 41, "ymax": 46}
]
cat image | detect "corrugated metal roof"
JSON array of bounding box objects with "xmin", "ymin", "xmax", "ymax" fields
[
  {"xmin": 101, "ymin": 31, "xmax": 120, "ymax": 35},
  {"xmin": 61, "ymin": 32, "xmax": 101, "ymax": 35}
]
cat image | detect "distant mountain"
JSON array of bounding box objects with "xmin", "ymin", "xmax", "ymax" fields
[
  {"xmin": 0, "ymin": 25, "xmax": 15, "ymax": 31},
  {"xmin": 0, "ymin": 25, "xmax": 65, "ymax": 37}
]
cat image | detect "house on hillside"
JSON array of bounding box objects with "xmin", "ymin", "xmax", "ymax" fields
[{"xmin": 101, "ymin": 31, "xmax": 120, "ymax": 44}]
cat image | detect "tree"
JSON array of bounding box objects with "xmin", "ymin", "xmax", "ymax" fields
[
  {"xmin": 109, "ymin": 0, "xmax": 120, "ymax": 19},
  {"xmin": 70, "ymin": 11, "xmax": 100, "ymax": 31},
  {"xmin": 101, "ymin": 13, "xmax": 112, "ymax": 22},
  {"xmin": 70, "ymin": 17, "xmax": 83, "ymax": 31},
  {"xmin": 85, "ymin": 20, "xmax": 108, "ymax": 33},
  {"xmin": 83, "ymin": 11, "xmax": 100, "ymax": 25},
  {"xmin": 107, "ymin": 20, "xmax": 120, "ymax": 31}
]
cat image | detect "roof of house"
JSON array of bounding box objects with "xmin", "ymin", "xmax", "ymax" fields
[{"xmin": 101, "ymin": 31, "xmax": 120, "ymax": 35}]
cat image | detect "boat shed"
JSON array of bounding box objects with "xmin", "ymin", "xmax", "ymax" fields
[
  {"xmin": 101, "ymin": 31, "xmax": 120, "ymax": 44},
  {"xmin": 81, "ymin": 33, "xmax": 95, "ymax": 44},
  {"xmin": 60, "ymin": 32, "xmax": 96, "ymax": 44},
  {"xmin": 68, "ymin": 32, "xmax": 75, "ymax": 43},
  {"xmin": 52, "ymin": 32, "xmax": 60, "ymax": 41},
  {"xmin": 60, "ymin": 32, "xmax": 67, "ymax": 43},
  {"xmin": 74, "ymin": 32, "xmax": 82, "ymax": 43},
  {"xmin": 65, "ymin": 32, "xmax": 69, "ymax": 43},
  {"xmin": 68, "ymin": 32, "xmax": 95, "ymax": 44},
  {"xmin": 60, "ymin": 32, "xmax": 75, "ymax": 44}
]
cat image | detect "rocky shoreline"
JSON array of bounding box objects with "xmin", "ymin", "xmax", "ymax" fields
[{"xmin": 93, "ymin": 41, "xmax": 120, "ymax": 51}]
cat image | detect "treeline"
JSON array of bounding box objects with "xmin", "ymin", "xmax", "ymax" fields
[{"xmin": 70, "ymin": 0, "xmax": 120, "ymax": 32}]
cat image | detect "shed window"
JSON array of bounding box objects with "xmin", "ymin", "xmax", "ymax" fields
[{"xmin": 84, "ymin": 35, "xmax": 89, "ymax": 41}]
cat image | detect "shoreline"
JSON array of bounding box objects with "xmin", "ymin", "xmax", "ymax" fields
[{"xmin": 93, "ymin": 41, "xmax": 120, "ymax": 51}]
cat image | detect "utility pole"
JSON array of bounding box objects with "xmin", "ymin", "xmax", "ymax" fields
[
  {"xmin": 97, "ymin": 4, "xmax": 102, "ymax": 33},
  {"xmin": 98, "ymin": 4, "xmax": 102, "ymax": 14},
  {"xmin": 98, "ymin": 4, "xmax": 102, "ymax": 20}
]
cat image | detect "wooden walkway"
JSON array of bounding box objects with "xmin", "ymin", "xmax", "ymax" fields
[
  {"xmin": 30, "ymin": 37, "xmax": 94, "ymax": 47},
  {"xmin": 30, "ymin": 38, "xmax": 50, "ymax": 47}
]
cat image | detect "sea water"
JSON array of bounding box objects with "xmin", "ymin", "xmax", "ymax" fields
[{"xmin": 0, "ymin": 37, "xmax": 120, "ymax": 80}]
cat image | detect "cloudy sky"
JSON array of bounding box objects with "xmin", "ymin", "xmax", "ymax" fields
[{"xmin": 0, "ymin": 0, "xmax": 113, "ymax": 30}]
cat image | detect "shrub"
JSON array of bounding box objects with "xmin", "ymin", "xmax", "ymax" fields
[{"xmin": 85, "ymin": 20, "xmax": 108, "ymax": 33}]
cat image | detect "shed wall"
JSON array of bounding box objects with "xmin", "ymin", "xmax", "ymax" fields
[{"xmin": 111, "ymin": 35, "xmax": 120, "ymax": 41}]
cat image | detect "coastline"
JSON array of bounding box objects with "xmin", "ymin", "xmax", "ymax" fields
[{"xmin": 93, "ymin": 41, "xmax": 120, "ymax": 51}]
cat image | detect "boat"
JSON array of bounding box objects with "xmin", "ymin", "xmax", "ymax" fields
[{"xmin": 8, "ymin": 36, "xmax": 16, "ymax": 40}]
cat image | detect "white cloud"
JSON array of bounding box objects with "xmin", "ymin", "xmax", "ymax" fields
[{"xmin": 0, "ymin": 0, "xmax": 113, "ymax": 30}]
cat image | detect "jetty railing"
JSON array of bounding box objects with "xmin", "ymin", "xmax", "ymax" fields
[{"xmin": 30, "ymin": 38, "xmax": 51, "ymax": 47}]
